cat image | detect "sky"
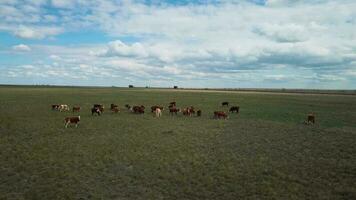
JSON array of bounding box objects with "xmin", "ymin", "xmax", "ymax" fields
[{"xmin": 0, "ymin": 0, "xmax": 355, "ymax": 89}]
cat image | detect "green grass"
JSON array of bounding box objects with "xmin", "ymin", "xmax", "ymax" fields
[{"xmin": 1, "ymin": 86, "xmax": 355, "ymax": 199}]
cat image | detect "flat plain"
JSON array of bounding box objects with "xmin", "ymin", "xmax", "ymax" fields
[{"xmin": 0, "ymin": 86, "xmax": 355, "ymax": 199}]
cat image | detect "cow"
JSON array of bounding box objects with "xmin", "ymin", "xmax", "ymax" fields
[
  {"xmin": 110, "ymin": 104, "xmax": 118, "ymax": 110},
  {"xmin": 151, "ymin": 105, "xmax": 164, "ymax": 112},
  {"xmin": 169, "ymin": 107, "xmax": 180, "ymax": 115},
  {"xmin": 93, "ymin": 104, "xmax": 104, "ymax": 112},
  {"xmin": 132, "ymin": 105, "xmax": 145, "ymax": 114},
  {"xmin": 182, "ymin": 108, "xmax": 192, "ymax": 116},
  {"xmin": 229, "ymin": 106, "xmax": 239, "ymax": 113},
  {"xmin": 154, "ymin": 108, "xmax": 162, "ymax": 117},
  {"xmin": 72, "ymin": 106, "xmax": 81, "ymax": 112},
  {"xmin": 306, "ymin": 113, "xmax": 315, "ymax": 124},
  {"xmin": 222, "ymin": 102, "xmax": 229, "ymax": 107},
  {"xmin": 197, "ymin": 110, "xmax": 202, "ymax": 117},
  {"xmin": 188, "ymin": 106, "xmax": 195, "ymax": 114},
  {"xmin": 64, "ymin": 116, "xmax": 80, "ymax": 128},
  {"xmin": 52, "ymin": 104, "xmax": 60, "ymax": 111},
  {"xmin": 111, "ymin": 107, "xmax": 120, "ymax": 113},
  {"xmin": 91, "ymin": 107, "xmax": 101, "ymax": 116},
  {"xmin": 59, "ymin": 104, "xmax": 69, "ymax": 112},
  {"xmin": 169, "ymin": 101, "xmax": 176, "ymax": 107},
  {"xmin": 214, "ymin": 111, "xmax": 228, "ymax": 119}
]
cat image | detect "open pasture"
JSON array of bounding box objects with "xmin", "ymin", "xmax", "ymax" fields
[{"xmin": 1, "ymin": 86, "xmax": 356, "ymax": 199}]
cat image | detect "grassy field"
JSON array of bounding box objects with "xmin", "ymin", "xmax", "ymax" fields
[{"xmin": 1, "ymin": 86, "xmax": 355, "ymax": 199}]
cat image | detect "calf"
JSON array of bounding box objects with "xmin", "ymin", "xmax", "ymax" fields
[
  {"xmin": 222, "ymin": 102, "xmax": 229, "ymax": 107},
  {"xmin": 306, "ymin": 113, "xmax": 315, "ymax": 124},
  {"xmin": 133, "ymin": 105, "xmax": 145, "ymax": 114},
  {"xmin": 214, "ymin": 111, "xmax": 228, "ymax": 119},
  {"xmin": 169, "ymin": 107, "xmax": 180, "ymax": 115},
  {"xmin": 91, "ymin": 107, "xmax": 101, "ymax": 116},
  {"xmin": 64, "ymin": 116, "xmax": 80, "ymax": 128},
  {"xmin": 154, "ymin": 108, "xmax": 162, "ymax": 117},
  {"xmin": 229, "ymin": 106, "xmax": 239, "ymax": 113},
  {"xmin": 197, "ymin": 110, "xmax": 202, "ymax": 117},
  {"xmin": 72, "ymin": 106, "xmax": 81, "ymax": 112},
  {"xmin": 151, "ymin": 105, "xmax": 164, "ymax": 112}
]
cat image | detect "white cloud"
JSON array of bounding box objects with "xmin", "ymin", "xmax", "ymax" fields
[
  {"xmin": 12, "ymin": 44, "xmax": 31, "ymax": 51},
  {"xmin": 13, "ymin": 25, "xmax": 63, "ymax": 39}
]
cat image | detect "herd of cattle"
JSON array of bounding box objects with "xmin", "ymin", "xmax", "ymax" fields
[{"xmin": 53, "ymin": 101, "xmax": 316, "ymax": 128}]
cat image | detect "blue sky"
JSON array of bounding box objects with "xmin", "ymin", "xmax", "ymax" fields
[{"xmin": 0, "ymin": 0, "xmax": 355, "ymax": 89}]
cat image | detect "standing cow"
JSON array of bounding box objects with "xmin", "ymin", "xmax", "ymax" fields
[{"xmin": 64, "ymin": 116, "xmax": 80, "ymax": 128}]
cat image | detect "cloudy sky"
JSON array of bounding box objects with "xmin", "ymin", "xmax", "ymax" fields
[{"xmin": 0, "ymin": 0, "xmax": 355, "ymax": 89}]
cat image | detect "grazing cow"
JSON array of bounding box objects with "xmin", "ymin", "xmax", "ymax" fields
[
  {"xmin": 197, "ymin": 110, "xmax": 202, "ymax": 117},
  {"xmin": 229, "ymin": 106, "xmax": 240, "ymax": 113},
  {"xmin": 188, "ymin": 106, "xmax": 195, "ymax": 114},
  {"xmin": 222, "ymin": 102, "xmax": 229, "ymax": 106},
  {"xmin": 132, "ymin": 105, "xmax": 145, "ymax": 114},
  {"xmin": 169, "ymin": 101, "xmax": 176, "ymax": 107},
  {"xmin": 91, "ymin": 107, "xmax": 101, "ymax": 116},
  {"xmin": 111, "ymin": 107, "xmax": 120, "ymax": 113},
  {"xmin": 214, "ymin": 111, "xmax": 228, "ymax": 119},
  {"xmin": 154, "ymin": 108, "xmax": 162, "ymax": 117},
  {"xmin": 64, "ymin": 116, "xmax": 80, "ymax": 128},
  {"xmin": 169, "ymin": 107, "xmax": 180, "ymax": 115},
  {"xmin": 59, "ymin": 104, "xmax": 69, "ymax": 112},
  {"xmin": 306, "ymin": 113, "xmax": 315, "ymax": 124},
  {"xmin": 151, "ymin": 105, "xmax": 164, "ymax": 112},
  {"xmin": 72, "ymin": 106, "xmax": 81, "ymax": 112},
  {"xmin": 110, "ymin": 104, "xmax": 118, "ymax": 110},
  {"xmin": 182, "ymin": 108, "xmax": 192, "ymax": 116},
  {"xmin": 93, "ymin": 104, "xmax": 104, "ymax": 112},
  {"xmin": 52, "ymin": 104, "xmax": 60, "ymax": 111}
]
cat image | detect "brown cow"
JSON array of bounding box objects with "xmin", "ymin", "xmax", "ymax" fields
[
  {"xmin": 64, "ymin": 116, "xmax": 80, "ymax": 128},
  {"xmin": 111, "ymin": 107, "xmax": 120, "ymax": 113},
  {"xmin": 169, "ymin": 101, "xmax": 176, "ymax": 107},
  {"xmin": 91, "ymin": 107, "xmax": 101, "ymax": 116},
  {"xmin": 214, "ymin": 111, "xmax": 228, "ymax": 119},
  {"xmin": 93, "ymin": 104, "xmax": 104, "ymax": 112},
  {"xmin": 306, "ymin": 113, "xmax": 315, "ymax": 124},
  {"xmin": 72, "ymin": 106, "xmax": 81, "ymax": 112},
  {"xmin": 229, "ymin": 106, "xmax": 239, "ymax": 113},
  {"xmin": 133, "ymin": 105, "xmax": 145, "ymax": 114},
  {"xmin": 151, "ymin": 105, "xmax": 164, "ymax": 112},
  {"xmin": 169, "ymin": 107, "xmax": 180, "ymax": 115},
  {"xmin": 182, "ymin": 108, "xmax": 192, "ymax": 116},
  {"xmin": 110, "ymin": 104, "xmax": 118, "ymax": 110}
]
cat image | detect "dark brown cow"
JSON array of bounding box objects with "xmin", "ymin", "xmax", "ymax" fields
[
  {"xmin": 111, "ymin": 107, "xmax": 120, "ymax": 113},
  {"xmin": 169, "ymin": 107, "xmax": 180, "ymax": 115},
  {"xmin": 306, "ymin": 113, "xmax": 315, "ymax": 124},
  {"xmin": 151, "ymin": 106, "xmax": 164, "ymax": 112},
  {"xmin": 197, "ymin": 110, "xmax": 202, "ymax": 117},
  {"xmin": 229, "ymin": 106, "xmax": 239, "ymax": 113},
  {"xmin": 214, "ymin": 111, "xmax": 228, "ymax": 119},
  {"xmin": 52, "ymin": 104, "xmax": 60, "ymax": 110},
  {"xmin": 72, "ymin": 106, "xmax": 81, "ymax": 112},
  {"xmin": 91, "ymin": 107, "xmax": 101, "ymax": 116},
  {"xmin": 222, "ymin": 102, "xmax": 229, "ymax": 106},
  {"xmin": 64, "ymin": 116, "xmax": 80, "ymax": 128},
  {"xmin": 169, "ymin": 101, "xmax": 176, "ymax": 107},
  {"xmin": 110, "ymin": 104, "xmax": 118, "ymax": 110},
  {"xmin": 133, "ymin": 105, "xmax": 145, "ymax": 114},
  {"xmin": 93, "ymin": 104, "xmax": 104, "ymax": 112}
]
